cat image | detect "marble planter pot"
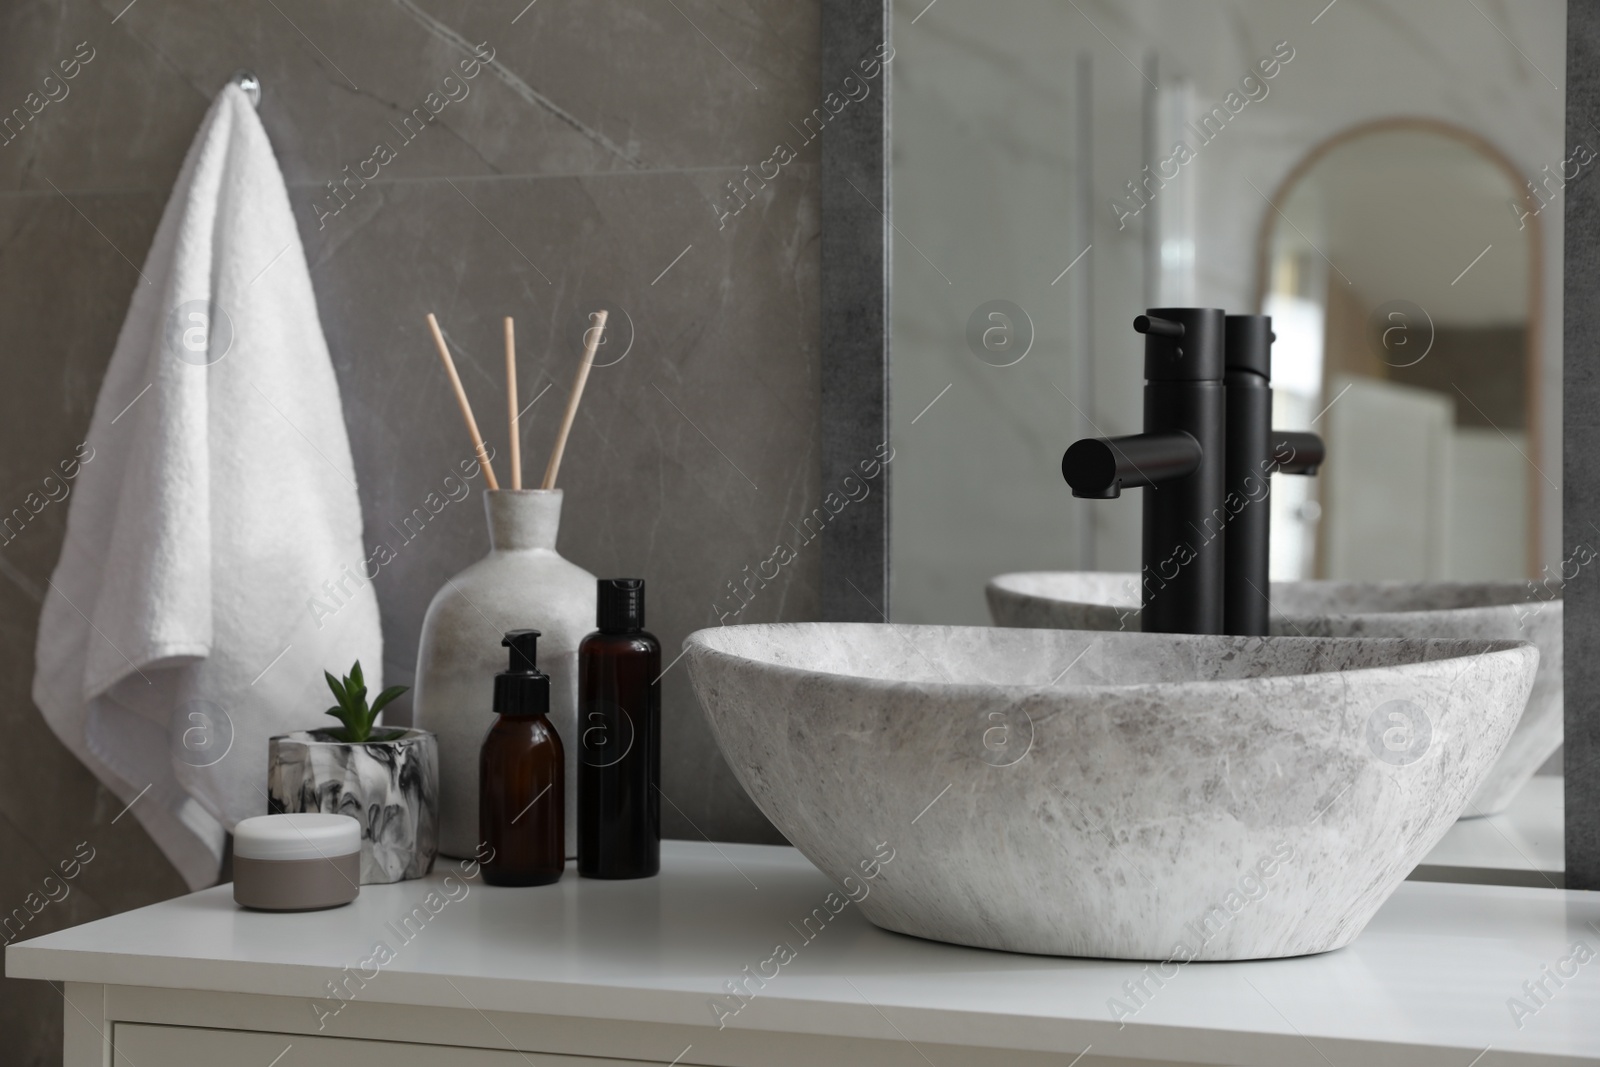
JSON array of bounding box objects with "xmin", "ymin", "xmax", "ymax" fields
[
  {"xmin": 267, "ymin": 728, "xmax": 438, "ymax": 883},
  {"xmin": 985, "ymin": 572, "xmax": 1562, "ymax": 816},
  {"xmin": 412, "ymin": 490, "xmax": 595, "ymax": 859}
]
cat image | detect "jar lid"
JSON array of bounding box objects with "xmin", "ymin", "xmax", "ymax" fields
[{"xmin": 234, "ymin": 813, "xmax": 361, "ymax": 861}]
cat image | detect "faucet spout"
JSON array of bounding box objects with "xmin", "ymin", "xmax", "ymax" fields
[{"xmin": 1062, "ymin": 431, "xmax": 1202, "ymax": 498}]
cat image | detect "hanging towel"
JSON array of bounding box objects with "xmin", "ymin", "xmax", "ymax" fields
[{"xmin": 33, "ymin": 83, "xmax": 383, "ymax": 890}]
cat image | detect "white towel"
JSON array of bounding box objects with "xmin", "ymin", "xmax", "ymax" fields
[{"xmin": 33, "ymin": 84, "xmax": 383, "ymax": 890}]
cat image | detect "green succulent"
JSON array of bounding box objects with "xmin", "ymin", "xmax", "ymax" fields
[{"xmin": 322, "ymin": 661, "xmax": 409, "ymax": 744}]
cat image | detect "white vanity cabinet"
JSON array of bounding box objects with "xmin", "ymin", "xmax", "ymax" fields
[
  {"xmin": 13, "ymin": 841, "xmax": 1600, "ymax": 1066},
  {"xmin": 111, "ymin": 1024, "xmax": 661, "ymax": 1067}
]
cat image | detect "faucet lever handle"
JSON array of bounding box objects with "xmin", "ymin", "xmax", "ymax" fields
[
  {"xmin": 1134, "ymin": 314, "xmax": 1185, "ymax": 339},
  {"xmin": 1271, "ymin": 431, "xmax": 1325, "ymax": 476}
]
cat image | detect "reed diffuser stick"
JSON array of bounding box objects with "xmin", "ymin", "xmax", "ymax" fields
[
  {"xmin": 541, "ymin": 310, "xmax": 608, "ymax": 490},
  {"xmin": 425, "ymin": 313, "xmax": 500, "ymax": 490},
  {"xmin": 504, "ymin": 316, "xmax": 521, "ymax": 490}
]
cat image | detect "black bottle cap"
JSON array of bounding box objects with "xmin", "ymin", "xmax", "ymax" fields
[
  {"xmin": 597, "ymin": 579, "xmax": 645, "ymax": 633},
  {"xmin": 1224, "ymin": 314, "xmax": 1274, "ymax": 380},
  {"xmin": 495, "ymin": 629, "xmax": 549, "ymax": 717}
]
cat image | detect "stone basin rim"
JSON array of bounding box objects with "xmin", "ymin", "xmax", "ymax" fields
[
  {"xmin": 684, "ymin": 622, "xmax": 1535, "ymax": 696},
  {"xmin": 988, "ymin": 570, "xmax": 1564, "ymax": 620}
]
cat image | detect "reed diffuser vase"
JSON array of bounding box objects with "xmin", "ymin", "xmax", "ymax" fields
[{"xmin": 413, "ymin": 489, "xmax": 595, "ymax": 858}]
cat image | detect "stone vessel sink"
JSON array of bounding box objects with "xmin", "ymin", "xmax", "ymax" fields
[
  {"xmin": 986, "ymin": 572, "xmax": 1561, "ymax": 815},
  {"xmin": 684, "ymin": 623, "xmax": 1536, "ymax": 960}
]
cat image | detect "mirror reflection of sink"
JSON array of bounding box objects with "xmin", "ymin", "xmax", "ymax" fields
[
  {"xmin": 684, "ymin": 622, "xmax": 1536, "ymax": 960},
  {"xmin": 987, "ymin": 572, "xmax": 1560, "ymax": 817}
]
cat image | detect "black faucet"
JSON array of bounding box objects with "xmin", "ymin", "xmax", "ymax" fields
[
  {"xmin": 1060, "ymin": 308, "xmax": 1323, "ymax": 637},
  {"xmin": 1062, "ymin": 308, "xmax": 1227, "ymax": 634}
]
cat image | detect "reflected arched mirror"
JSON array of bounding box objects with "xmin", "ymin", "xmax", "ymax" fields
[{"xmin": 1257, "ymin": 120, "xmax": 1541, "ymax": 581}]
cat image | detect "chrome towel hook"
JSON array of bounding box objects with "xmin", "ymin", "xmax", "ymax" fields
[{"xmin": 231, "ymin": 69, "xmax": 261, "ymax": 109}]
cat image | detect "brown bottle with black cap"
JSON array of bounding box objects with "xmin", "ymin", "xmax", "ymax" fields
[
  {"xmin": 578, "ymin": 579, "xmax": 661, "ymax": 879},
  {"xmin": 479, "ymin": 629, "xmax": 564, "ymax": 886}
]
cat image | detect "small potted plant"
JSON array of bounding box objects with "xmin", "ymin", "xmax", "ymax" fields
[{"xmin": 268, "ymin": 662, "xmax": 439, "ymax": 883}]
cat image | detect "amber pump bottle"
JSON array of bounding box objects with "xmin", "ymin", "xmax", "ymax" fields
[
  {"xmin": 479, "ymin": 629, "xmax": 564, "ymax": 886},
  {"xmin": 578, "ymin": 579, "xmax": 661, "ymax": 879}
]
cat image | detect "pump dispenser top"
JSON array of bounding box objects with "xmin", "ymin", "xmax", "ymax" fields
[{"xmin": 495, "ymin": 629, "xmax": 549, "ymax": 718}]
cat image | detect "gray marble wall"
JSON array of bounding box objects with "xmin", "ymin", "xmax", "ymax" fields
[{"xmin": 0, "ymin": 1, "xmax": 821, "ymax": 1059}]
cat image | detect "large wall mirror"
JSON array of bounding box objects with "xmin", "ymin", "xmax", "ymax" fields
[
  {"xmin": 1257, "ymin": 120, "xmax": 1542, "ymax": 582},
  {"xmin": 885, "ymin": 0, "xmax": 1572, "ymax": 881}
]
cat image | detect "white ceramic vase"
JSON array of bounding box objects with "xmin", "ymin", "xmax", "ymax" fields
[{"xmin": 413, "ymin": 490, "xmax": 595, "ymax": 858}]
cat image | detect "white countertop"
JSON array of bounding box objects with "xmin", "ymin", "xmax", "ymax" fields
[
  {"xmin": 1415, "ymin": 776, "xmax": 1565, "ymax": 886},
  {"xmin": 10, "ymin": 840, "xmax": 1600, "ymax": 1065}
]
